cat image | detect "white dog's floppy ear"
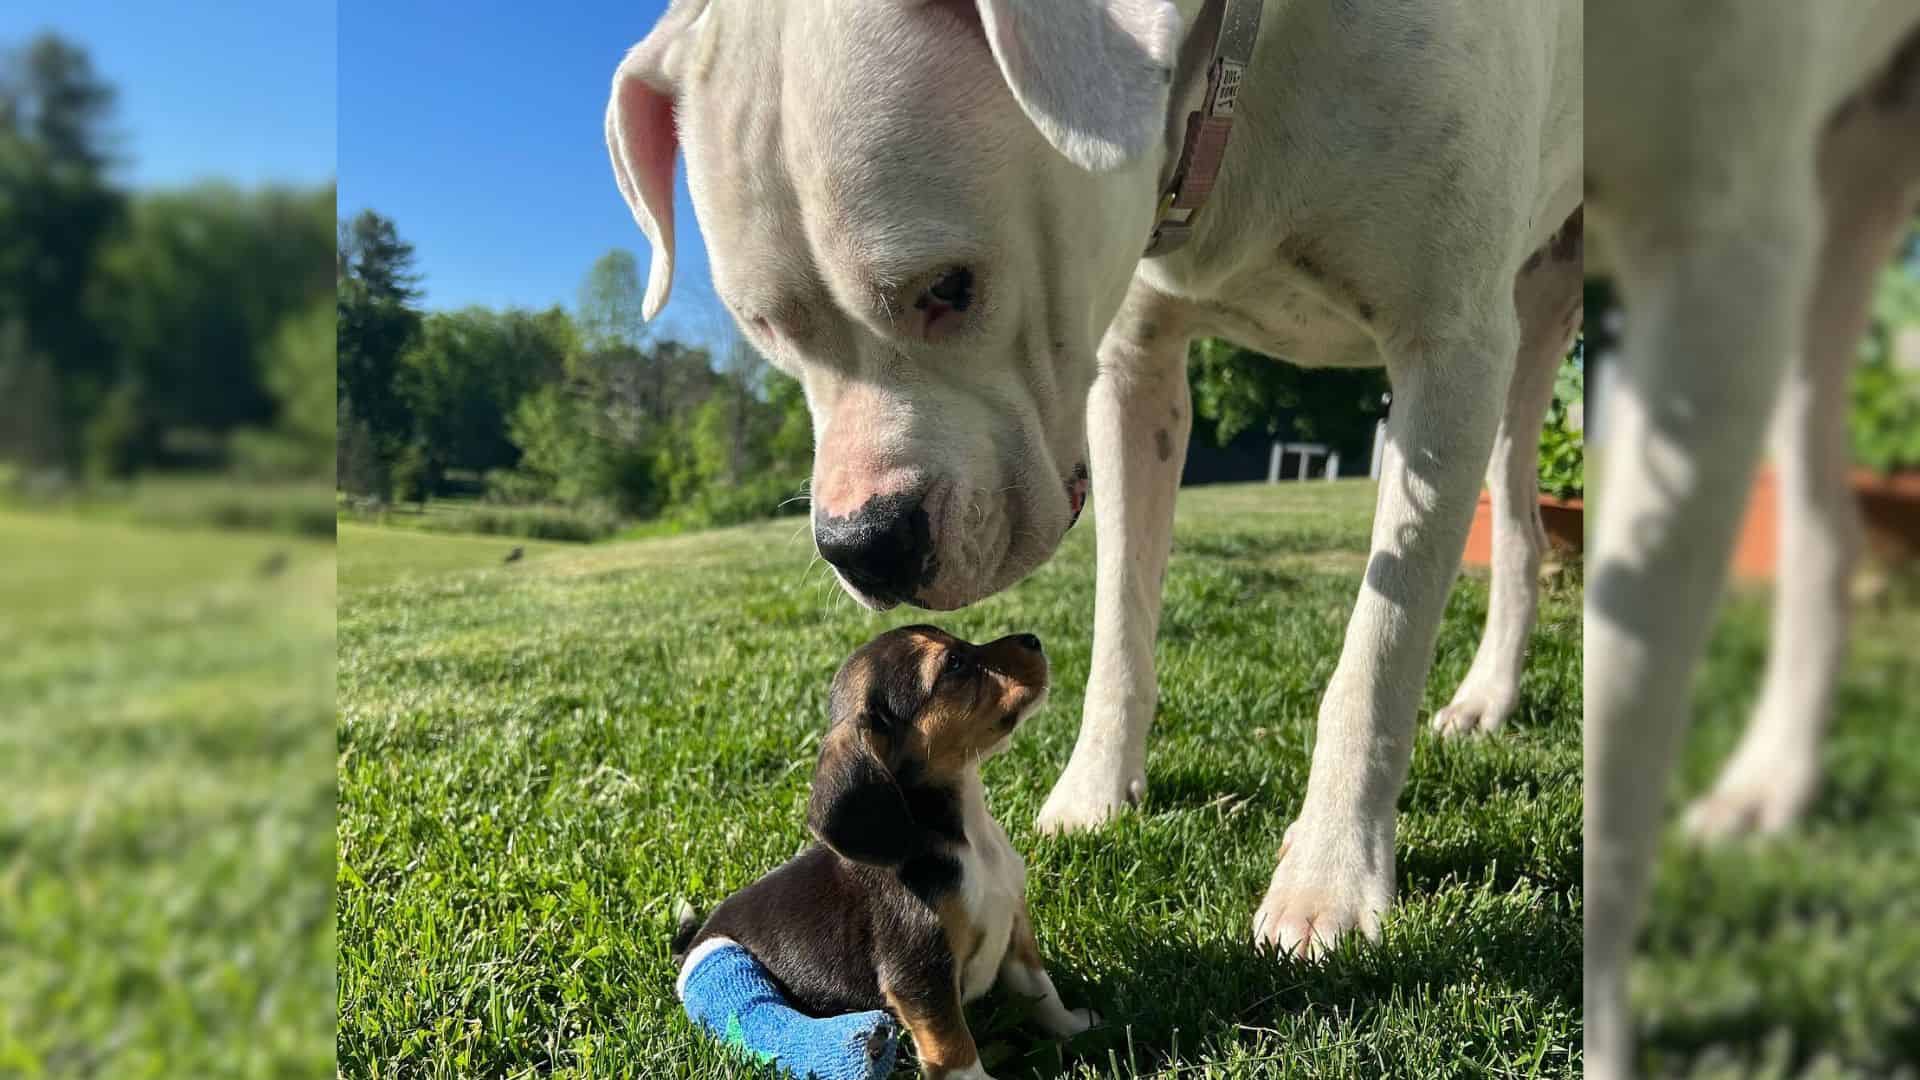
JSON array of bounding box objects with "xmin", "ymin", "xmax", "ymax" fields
[
  {"xmin": 606, "ymin": 18, "xmax": 694, "ymax": 321},
  {"xmin": 972, "ymin": 0, "xmax": 1182, "ymax": 172}
]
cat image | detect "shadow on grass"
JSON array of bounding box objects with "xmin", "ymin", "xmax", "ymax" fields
[
  {"xmin": 1395, "ymin": 826, "xmax": 1577, "ymax": 897},
  {"xmin": 973, "ymin": 901, "xmax": 1578, "ymax": 1078},
  {"xmin": 1145, "ymin": 757, "xmax": 1296, "ymax": 817},
  {"xmin": 1642, "ymin": 987, "xmax": 1920, "ymax": 1079}
]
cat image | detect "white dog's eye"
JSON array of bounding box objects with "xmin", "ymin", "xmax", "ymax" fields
[
  {"xmin": 925, "ymin": 269, "xmax": 975, "ymax": 311},
  {"xmin": 919, "ymin": 267, "xmax": 973, "ymax": 312}
]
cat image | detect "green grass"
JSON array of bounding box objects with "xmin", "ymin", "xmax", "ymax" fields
[
  {"xmin": 339, "ymin": 522, "xmax": 570, "ymax": 592},
  {"xmin": 0, "ymin": 510, "xmax": 335, "ymax": 1076},
  {"xmin": 1636, "ymin": 580, "xmax": 1920, "ymax": 1078},
  {"xmin": 337, "ymin": 481, "xmax": 1582, "ymax": 1077}
]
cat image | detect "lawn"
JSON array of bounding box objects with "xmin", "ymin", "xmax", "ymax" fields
[
  {"xmin": 338, "ymin": 522, "xmax": 569, "ymax": 592},
  {"xmin": 1637, "ymin": 580, "xmax": 1920, "ymax": 1077},
  {"xmin": 0, "ymin": 510, "xmax": 336, "ymax": 1076},
  {"xmin": 336, "ymin": 481, "xmax": 1583, "ymax": 1078}
]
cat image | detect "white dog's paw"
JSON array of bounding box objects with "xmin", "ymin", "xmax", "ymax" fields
[
  {"xmin": 1035, "ymin": 748, "xmax": 1145, "ymax": 835},
  {"xmin": 1683, "ymin": 754, "xmax": 1819, "ymax": 841},
  {"xmin": 1431, "ymin": 682, "xmax": 1515, "ymax": 738},
  {"xmin": 1251, "ymin": 818, "xmax": 1393, "ymax": 960}
]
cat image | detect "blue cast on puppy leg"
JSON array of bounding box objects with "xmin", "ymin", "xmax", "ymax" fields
[{"xmin": 677, "ymin": 938, "xmax": 899, "ymax": 1080}]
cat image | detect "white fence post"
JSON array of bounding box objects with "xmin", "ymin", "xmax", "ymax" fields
[
  {"xmin": 1369, "ymin": 420, "xmax": 1387, "ymax": 479},
  {"xmin": 1268, "ymin": 441, "xmax": 1283, "ymax": 483},
  {"xmin": 1326, "ymin": 451, "xmax": 1340, "ymax": 480}
]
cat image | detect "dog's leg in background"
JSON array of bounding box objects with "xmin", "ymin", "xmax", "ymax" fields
[
  {"xmin": 1585, "ymin": 10, "xmax": 1919, "ymax": 1072},
  {"xmin": 1583, "ymin": 45, "xmax": 1824, "ymax": 1071},
  {"xmin": 1583, "ymin": 208, "xmax": 1817, "ymax": 1077},
  {"xmin": 1435, "ymin": 211, "xmax": 1585, "ymax": 738},
  {"xmin": 1037, "ymin": 284, "xmax": 1193, "ymax": 833},
  {"xmin": 1253, "ymin": 317, "xmax": 1513, "ymax": 956},
  {"xmin": 1685, "ymin": 69, "xmax": 1920, "ymax": 841}
]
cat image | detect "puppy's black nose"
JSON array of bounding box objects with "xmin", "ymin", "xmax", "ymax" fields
[
  {"xmin": 1014, "ymin": 633, "xmax": 1042, "ymax": 652},
  {"xmin": 815, "ymin": 491, "xmax": 933, "ymax": 603}
]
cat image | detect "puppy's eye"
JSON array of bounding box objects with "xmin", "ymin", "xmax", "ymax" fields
[
  {"xmin": 915, "ymin": 267, "xmax": 974, "ymax": 313},
  {"xmin": 943, "ymin": 651, "xmax": 971, "ymax": 677}
]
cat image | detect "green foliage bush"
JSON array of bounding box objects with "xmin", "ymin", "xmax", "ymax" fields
[
  {"xmin": 1187, "ymin": 338, "xmax": 1389, "ymax": 452},
  {"xmin": 1538, "ymin": 348, "xmax": 1584, "ymax": 500},
  {"xmin": 1849, "ymin": 264, "xmax": 1920, "ymax": 475},
  {"xmin": 425, "ymin": 502, "xmax": 621, "ymax": 543},
  {"xmin": 1850, "ymin": 361, "xmax": 1920, "ymax": 475},
  {"xmin": 122, "ymin": 478, "xmax": 337, "ymax": 538}
]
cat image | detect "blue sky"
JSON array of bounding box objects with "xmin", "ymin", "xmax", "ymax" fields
[
  {"xmin": 3, "ymin": 1, "xmax": 723, "ymax": 345},
  {"xmin": 1, "ymin": 2, "xmax": 337, "ymax": 189},
  {"xmin": 336, "ymin": 0, "xmax": 725, "ymax": 343}
]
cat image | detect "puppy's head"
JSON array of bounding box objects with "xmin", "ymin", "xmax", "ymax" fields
[
  {"xmin": 807, "ymin": 626, "xmax": 1049, "ymax": 866},
  {"xmin": 607, "ymin": 0, "xmax": 1182, "ymax": 610}
]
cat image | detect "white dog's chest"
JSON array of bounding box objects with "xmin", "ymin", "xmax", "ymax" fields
[
  {"xmin": 953, "ymin": 795, "xmax": 1025, "ymax": 1003},
  {"xmin": 1144, "ymin": 258, "xmax": 1383, "ymax": 369}
]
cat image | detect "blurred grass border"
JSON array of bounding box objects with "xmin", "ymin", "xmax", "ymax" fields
[{"xmin": 0, "ymin": 506, "xmax": 336, "ymax": 1076}]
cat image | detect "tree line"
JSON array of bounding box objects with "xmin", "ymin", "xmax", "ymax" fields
[
  {"xmin": 0, "ymin": 33, "xmax": 333, "ymax": 484},
  {"xmin": 336, "ymin": 213, "xmax": 812, "ymax": 529}
]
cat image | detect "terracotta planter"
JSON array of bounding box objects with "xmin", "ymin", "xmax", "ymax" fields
[
  {"xmin": 1733, "ymin": 467, "xmax": 1920, "ymax": 580},
  {"xmin": 1462, "ymin": 491, "xmax": 1585, "ymax": 568}
]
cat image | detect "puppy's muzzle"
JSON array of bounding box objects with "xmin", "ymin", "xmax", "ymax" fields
[{"xmin": 814, "ymin": 489, "xmax": 936, "ymax": 606}]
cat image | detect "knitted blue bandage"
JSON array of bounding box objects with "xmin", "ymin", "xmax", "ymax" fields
[{"xmin": 677, "ymin": 937, "xmax": 899, "ymax": 1080}]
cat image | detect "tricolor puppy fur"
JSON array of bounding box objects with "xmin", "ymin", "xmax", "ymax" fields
[{"xmin": 673, "ymin": 626, "xmax": 1096, "ymax": 1080}]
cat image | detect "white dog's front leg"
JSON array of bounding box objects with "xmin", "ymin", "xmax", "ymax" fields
[
  {"xmin": 1254, "ymin": 327, "xmax": 1513, "ymax": 958},
  {"xmin": 1435, "ymin": 219, "xmax": 1583, "ymax": 737},
  {"xmin": 1037, "ymin": 288, "xmax": 1192, "ymax": 834}
]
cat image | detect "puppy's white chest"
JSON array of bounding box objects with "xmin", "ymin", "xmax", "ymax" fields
[{"xmin": 954, "ymin": 795, "xmax": 1025, "ymax": 1003}]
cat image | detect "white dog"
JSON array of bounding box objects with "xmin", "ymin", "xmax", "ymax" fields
[
  {"xmin": 1585, "ymin": 3, "xmax": 1919, "ymax": 1076},
  {"xmin": 608, "ymin": 0, "xmax": 1579, "ymax": 959}
]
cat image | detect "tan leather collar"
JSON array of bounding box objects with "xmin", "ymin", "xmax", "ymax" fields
[{"xmin": 1145, "ymin": 0, "xmax": 1266, "ymax": 257}]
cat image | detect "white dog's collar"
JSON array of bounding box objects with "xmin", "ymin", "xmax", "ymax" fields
[{"xmin": 1145, "ymin": 0, "xmax": 1267, "ymax": 257}]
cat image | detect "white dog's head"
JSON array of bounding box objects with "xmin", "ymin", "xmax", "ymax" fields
[{"xmin": 607, "ymin": 0, "xmax": 1181, "ymax": 609}]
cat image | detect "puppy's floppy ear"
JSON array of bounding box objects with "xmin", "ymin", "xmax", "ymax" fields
[
  {"xmin": 971, "ymin": 0, "xmax": 1183, "ymax": 172},
  {"xmin": 808, "ymin": 724, "xmax": 921, "ymax": 867},
  {"xmin": 606, "ymin": 2, "xmax": 705, "ymax": 320}
]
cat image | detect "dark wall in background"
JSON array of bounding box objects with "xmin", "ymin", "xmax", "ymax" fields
[{"xmin": 1182, "ymin": 412, "xmax": 1377, "ymax": 486}]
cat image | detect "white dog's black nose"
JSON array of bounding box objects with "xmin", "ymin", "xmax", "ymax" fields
[{"xmin": 814, "ymin": 492, "xmax": 933, "ymax": 604}]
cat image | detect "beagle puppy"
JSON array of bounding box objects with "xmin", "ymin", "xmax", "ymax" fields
[{"xmin": 673, "ymin": 626, "xmax": 1096, "ymax": 1079}]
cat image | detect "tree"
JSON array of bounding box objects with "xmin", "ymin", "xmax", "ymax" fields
[
  {"xmin": 0, "ymin": 34, "xmax": 124, "ymax": 467},
  {"xmin": 398, "ymin": 306, "xmax": 571, "ymax": 483},
  {"xmin": 2, "ymin": 35, "xmax": 117, "ymax": 171},
  {"xmin": 0, "ymin": 318, "xmax": 61, "ymax": 470},
  {"xmin": 94, "ymin": 183, "xmax": 335, "ymax": 467},
  {"xmin": 339, "ymin": 209, "xmax": 422, "ymax": 303},
  {"xmin": 231, "ymin": 297, "xmax": 337, "ymax": 478},
  {"xmin": 576, "ymin": 249, "xmax": 647, "ymax": 354},
  {"xmin": 335, "ymin": 210, "xmax": 425, "ymax": 495}
]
